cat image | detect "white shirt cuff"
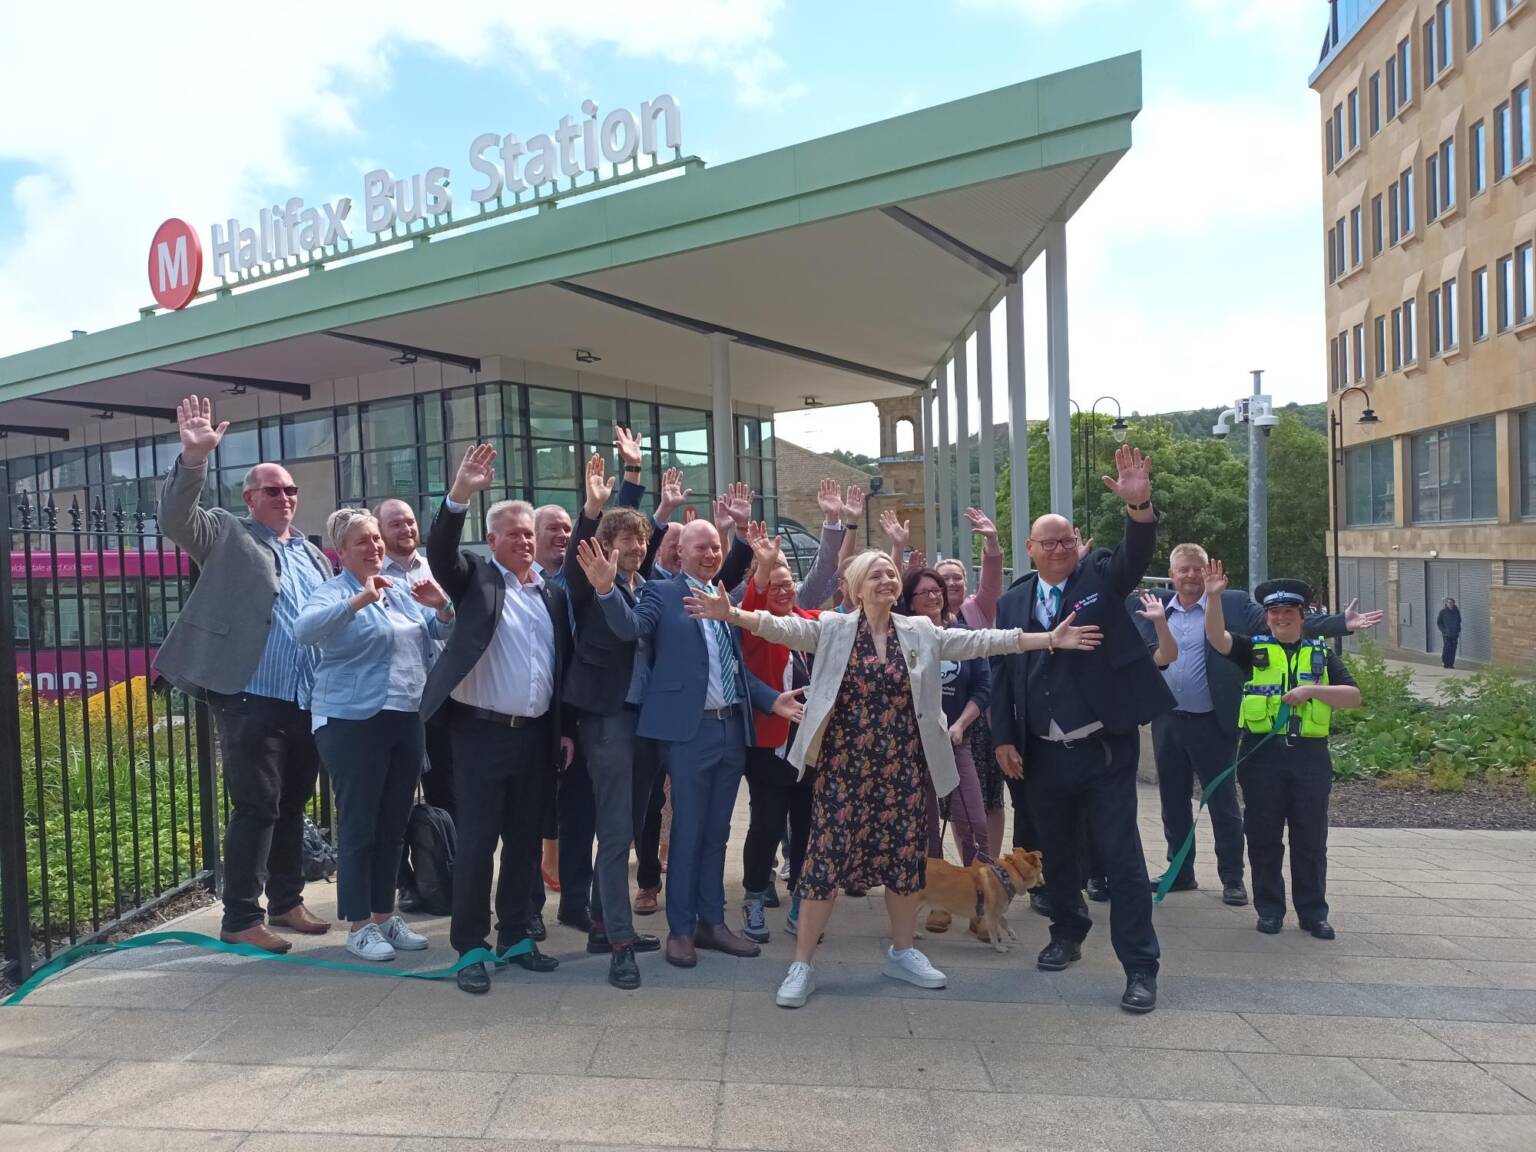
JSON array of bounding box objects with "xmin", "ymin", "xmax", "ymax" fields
[{"xmin": 444, "ymin": 496, "xmax": 468, "ymax": 513}]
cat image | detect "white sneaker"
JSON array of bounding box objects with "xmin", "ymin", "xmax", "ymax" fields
[
  {"xmin": 346, "ymin": 923, "xmax": 396, "ymax": 962},
  {"xmin": 381, "ymin": 914, "xmax": 429, "ymax": 951},
  {"xmin": 883, "ymin": 946, "xmax": 946, "ymax": 989},
  {"xmin": 776, "ymin": 961, "xmax": 816, "ymax": 1008}
]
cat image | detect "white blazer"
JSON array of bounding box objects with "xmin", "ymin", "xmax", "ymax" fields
[{"xmin": 745, "ymin": 610, "xmax": 1026, "ymax": 797}]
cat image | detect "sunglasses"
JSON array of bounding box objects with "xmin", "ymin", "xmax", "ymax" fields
[{"xmin": 257, "ymin": 485, "xmax": 300, "ymax": 498}]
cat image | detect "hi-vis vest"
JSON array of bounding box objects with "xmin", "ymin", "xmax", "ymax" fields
[{"xmin": 1239, "ymin": 637, "xmax": 1333, "ymax": 738}]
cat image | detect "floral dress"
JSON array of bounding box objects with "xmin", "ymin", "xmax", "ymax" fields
[{"xmin": 798, "ymin": 617, "xmax": 928, "ymax": 899}]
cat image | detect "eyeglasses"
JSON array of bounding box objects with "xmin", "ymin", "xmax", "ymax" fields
[
  {"xmin": 1028, "ymin": 537, "xmax": 1076, "ymax": 553},
  {"xmin": 910, "ymin": 587, "xmax": 945, "ymax": 599},
  {"xmin": 257, "ymin": 485, "xmax": 299, "ymax": 498}
]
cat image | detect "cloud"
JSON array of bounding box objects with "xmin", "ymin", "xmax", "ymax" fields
[{"xmin": 0, "ymin": 0, "xmax": 788, "ymax": 357}]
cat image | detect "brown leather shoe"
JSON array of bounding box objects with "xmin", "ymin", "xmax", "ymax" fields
[
  {"xmin": 634, "ymin": 887, "xmax": 659, "ymax": 916},
  {"xmin": 665, "ymin": 933, "xmax": 697, "ymax": 968},
  {"xmin": 694, "ymin": 921, "xmax": 761, "ymax": 958},
  {"xmin": 220, "ymin": 923, "xmax": 292, "ymax": 954},
  {"xmin": 926, "ymin": 909, "xmax": 953, "ymax": 933},
  {"xmin": 269, "ymin": 904, "xmax": 331, "ymax": 935}
]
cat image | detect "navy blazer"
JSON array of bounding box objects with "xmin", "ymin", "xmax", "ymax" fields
[
  {"xmin": 598, "ymin": 570, "xmax": 779, "ymax": 744},
  {"xmin": 991, "ymin": 515, "xmax": 1176, "ymax": 745}
]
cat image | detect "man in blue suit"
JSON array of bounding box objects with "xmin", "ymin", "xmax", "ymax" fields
[{"xmin": 584, "ymin": 518, "xmax": 802, "ymax": 968}]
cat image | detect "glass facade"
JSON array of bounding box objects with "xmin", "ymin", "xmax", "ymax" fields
[
  {"xmin": 1522, "ymin": 409, "xmax": 1536, "ymax": 520},
  {"xmin": 1345, "ymin": 439, "xmax": 1395, "ymax": 526},
  {"xmin": 1411, "ymin": 419, "xmax": 1497, "ymax": 524},
  {"xmin": 4, "ymin": 381, "xmax": 777, "ymax": 545}
]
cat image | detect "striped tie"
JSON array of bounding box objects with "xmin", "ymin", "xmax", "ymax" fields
[{"xmin": 713, "ymin": 615, "xmax": 742, "ymax": 704}]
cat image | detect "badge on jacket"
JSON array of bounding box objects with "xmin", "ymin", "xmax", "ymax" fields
[{"xmin": 1072, "ymin": 592, "xmax": 1099, "ymax": 613}]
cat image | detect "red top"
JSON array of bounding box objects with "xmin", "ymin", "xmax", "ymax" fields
[{"xmin": 741, "ymin": 580, "xmax": 821, "ymax": 748}]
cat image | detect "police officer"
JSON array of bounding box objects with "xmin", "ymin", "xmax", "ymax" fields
[{"xmin": 1201, "ymin": 562, "xmax": 1362, "ymax": 941}]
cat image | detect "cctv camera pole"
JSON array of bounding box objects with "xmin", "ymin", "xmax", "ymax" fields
[{"xmin": 1249, "ymin": 369, "xmax": 1268, "ymax": 589}]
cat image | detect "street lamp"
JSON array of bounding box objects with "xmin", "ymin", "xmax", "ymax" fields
[
  {"xmin": 1085, "ymin": 396, "xmax": 1126, "ymax": 529},
  {"xmin": 1329, "ymin": 384, "xmax": 1380, "ymax": 652},
  {"xmin": 1211, "ymin": 370, "xmax": 1280, "ymax": 587}
]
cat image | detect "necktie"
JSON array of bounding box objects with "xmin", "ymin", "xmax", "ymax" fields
[
  {"xmin": 712, "ymin": 615, "xmax": 741, "ymax": 704},
  {"xmin": 1042, "ymin": 585, "xmax": 1062, "ymax": 627}
]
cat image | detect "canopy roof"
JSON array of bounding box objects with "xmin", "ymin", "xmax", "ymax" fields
[{"xmin": 0, "ymin": 52, "xmax": 1139, "ymax": 443}]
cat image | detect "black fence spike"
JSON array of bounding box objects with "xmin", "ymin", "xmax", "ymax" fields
[{"xmin": 112, "ymin": 502, "xmax": 125, "ymax": 532}]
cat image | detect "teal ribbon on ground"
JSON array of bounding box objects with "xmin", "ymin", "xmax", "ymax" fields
[
  {"xmin": 1, "ymin": 930, "xmax": 534, "ymax": 1007},
  {"xmin": 1153, "ymin": 702, "xmax": 1293, "ymax": 905}
]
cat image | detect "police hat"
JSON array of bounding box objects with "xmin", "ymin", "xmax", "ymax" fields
[{"xmin": 1255, "ymin": 578, "xmax": 1313, "ymax": 609}]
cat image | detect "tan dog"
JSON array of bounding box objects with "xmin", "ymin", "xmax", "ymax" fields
[{"xmin": 915, "ymin": 848, "xmax": 1043, "ymax": 953}]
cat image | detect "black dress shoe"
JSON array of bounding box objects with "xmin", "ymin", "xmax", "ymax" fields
[
  {"xmin": 1255, "ymin": 916, "xmax": 1283, "ymax": 934},
  {"xmin": 397, "ymin": 886, "xmax": 424, "ymax": 914},
  {"xmin": 511, "ymin": 945, "xmax": 560, "ymax": 973},
  {"xmin": 631, "ymin": 932, "xmax": 661, "ymax": 953},
  {"xmin": 1085, "ymin": 877, "xmax": 1110, "ymax": 903},
  {"xmin": 609, "ymin": 944, "xmax": 641, "ymax": 990},
  {"xmin": 1149, "ymin": 872, "xmax": 1198, "ymax": 893},
  {"xmin": 456, "ymin": 961, "xmax": 490, "ymax": 994},
  {"xmin": 587, "ymin": 929, "xmax": 611, "ymax": 955},
  {"xmin": 527, "ymin": 913, "xmax": 547, "ymax": 942},
  {"xmin": 1036, "ymin": 940, "xmax": 1082, "ymax": 971},
  {"xmin": 1222, "ymin": 883, "xmax": 1249, "ymax": 906},
  {"xmin": 1121, "ymin": 970, "xmax": 1157, "ymax": 1014},
  {"xmin": 1300, "ymin": 919, "xmax": 1336, "ymax": 940},
  {"xmin": 1029, "ymin": 891, "xmax": 1052, "ymax": 918},
  {"xmin": 558, "ymin": 909, "xmax": 593, "ymax": 934},
  {"xmin": 762, "ymin": 881, "xmax": 781, "ymax": 909},
  {"xmin": 844, "ymin": 885, "xmax": 868, "ymax": 898}
]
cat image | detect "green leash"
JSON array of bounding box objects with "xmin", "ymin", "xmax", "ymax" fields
[
  {"xmin": 1153, "ymin": 703, "xmax": 1291, "ymax": 905},
  {"xmin": 2, "ymin": 930, "xmax": 534, "ymax": 1007}
]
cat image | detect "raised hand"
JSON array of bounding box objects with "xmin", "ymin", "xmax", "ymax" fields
[
  {"xmin": 712, "ymin": 495, "xmax": 736, "ymax": 538},
  {"xmin": 614, "ymin": 424, "xmax": 643, "ymax": 470},
  {"xmin": 1048, "ymin": 611, "xmax": 1102, "ymax": 651},
  {"xmin": 574, "ymin": 537, "xmax": 618, "ymax": 596},
  {"xmin": 1134, "ymin": 591, "xmax": 1166, "ymax": 623},
  {"xmin": 176, "ymin": 394, "xmax": 228, "ymax": 465},
  {"xmin": 905, "ymin": 550, "xmax": 927, "ymax": 575},
  {"xmin": 657, "ymin": 467, "xmax": 691, "ymax": 521},
  {"xmin": 1343, "ymin": 598, "xmax": 1385, "ymax": 631},
  {"xmin": 746, "ymin": 520, "xmax": 781, "ymax": 568},
  {"xmin": 684, "ymin": 580, "xmax": 733, "ymax": 621},
  {"xmin": 817, "ymin": 478, "xmax": 844, "ymax": 523},
  {"xmin": 879, "ymin": 509, "xmax": 910, "ymax": 550},
  {"xmin": 771, "ymin": 686, "xmax": 806, "ymax": 723},
  {"xmin": 409, "ymin": 578, "xmax": 449, "ymax": 611},
  {"xmin": 1075, "ymin": 527, "xmax": 1094, "ymax": 560},
  {"xmin": 353, "ymin": 573, "xmax": 393, "ymax": 608},
  {"xmin": 725, "ymin": 481, "xmax": 754, "ymax": 529},
  {"xmin": 964, "ymin": 507, "xmax": 998, "ymax": 543},
  {"xmin": 1206, "ymin": 558, "xmax": 1229, "ymax": 598},
  {"xmin": 583, "ymin": 451, "xmax": 616, "ymax": 517},
  {"xmin": 1102, "ymin": 443, "xmax": 1151, "ymax": 507},
  {"xmin": 843, "ymin": 485, "xmax": 865, "ymax": 525},
  {"xmin": 449, "ymin": 443, "xmax": 496, "ymax": 502}
]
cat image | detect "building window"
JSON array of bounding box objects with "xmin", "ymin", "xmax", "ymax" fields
[
  {"xmin": 1348, "ymin": 88, "xmax": 1360, "ymax": 150},
  {"xmin": 1389, "ymin": 179, "xmax": 1402, "ymax": 244},
  {"xmin": 1350, "ymin": 206, "xmax": 1363, "ymax": 267},
  {"xmin": 1370, "ymin": 71, "xmax": 1382, "ymax": 134},
  {"xmin": 1522, "ymin": 409, "xmax": 1536, "ymax": 518},
  {"xmin": 1440, "ymin": 136, "xmax": 1456, "ymax": 211},
  {"xmin": 1424, "ymin": 1, "xmax": 1454, "ymax": 81},
  {"xmin": 1392, "ymin": 306, "xmax": 1404, "ymax": 369},
  {"xmin": 1404, "ymin": 297, "xmax": 1418, "ymax": 363},
  {"xmin": 1429, "ymin": 287, "xmax": 1443, "ymax": 355},
  {"xmin": 1519, "ymin": 242, "xmax": 1535, "ymax": 323},
  {"xmin": 1396, "ymin": 36, "xmax": 1413, "ymax": 111},
  {"xmin": 1498, "ymin": 252, "xmax": 1515, "ymax": 330},
  {"xmin": 1374, "ymin": 313, "xmax": 1388, "ymax": 376},
  {"xmin": 1412, "ymin": 420, "xmax": 1498, "ymax": 523},
  {"xmin": 1327, "ymin": 227, "xmax": 1338, "ymax": 283},
  {"xmin": 1352, "ymin": 320, "xmax": 1366, "ymax": 381},
  {"xmin": 1517, "ymin": 82, "xmax": 1532, "ymax": 166},
  {"xmin": 1427, "ymin": 152, "xmax": 1441, "ymax": 220},
  {"xmin": 1474, "ymin": 265, "xmax": 1489, "ymax": 339},
  {"xmin": 1371, "ymin": 193, "xmax": 1384, "ymax": 254},
  {"xmin": 1443, "ymin": 277, "xmax": 1459, "ymax": 349},
  {"xmin": 1469, "ymin": 0, "xmax": 1485, "ymax": 46},
  {"xmin": 1387, "ymin": 55, "xmax": 1399, "ymax": 118},
  {"xmin": 1496, "ymin": 99, "xmax": 1513, "ymax": 180},
  {"xmin": 1471, "ymin": 119, "xmax": 1487, "ymax": 194},
  {"xmin": 1346, "ymin": 439, "xmax": 1396, "ymax": 526},
  {"xmin": 1329, "ymin": 335, "xmax": 1342, "ymax": 391},
  {"xmin": 1400, "ymin": 167, "xmax": 1415, "ymax": 236},
  {"xmin": 1494, "ymin": 0, "xmax": 1512, "ymax": 28}
]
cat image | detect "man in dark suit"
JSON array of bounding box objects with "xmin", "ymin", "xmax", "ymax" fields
[
  {"xmin": 586, "ymin": 517, "xmax": 798, "ymax": 969},
  {"xmin": 991, "ymin": 445, "xmax": 1173, "ymax": 1014},
  {"xmin": 1130, "ymin": 545, "xmax": 1377, "ymax": 905},
  {"xmin": 1437, "ymin": 597, "xmax": 1461, "ymax": 668},
  {"xmin": 423, "ymin": 443, "xmax": 575, "ymax": 995}
]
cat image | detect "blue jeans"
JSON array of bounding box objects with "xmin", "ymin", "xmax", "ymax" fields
[{"xmin": 662, "ymin": 716, "xmax": 746, "ymax": 938}]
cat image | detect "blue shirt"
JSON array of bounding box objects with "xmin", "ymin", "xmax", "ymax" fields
[
  {"xmin": 243, "ymin": 524, "xmax": 329, "ymax": 707},
  {"xmin": 1162, "ymin": 594, "xmax": 1214, "ymax": 714}
]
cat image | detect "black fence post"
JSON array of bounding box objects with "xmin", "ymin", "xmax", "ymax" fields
[
  {"xmin": 185, "ymin": 559, "xmax": 222, "ymax": 896},
  {"xmin": 0, "ymin": 467, "xmax": 33, "ymax": 981}
]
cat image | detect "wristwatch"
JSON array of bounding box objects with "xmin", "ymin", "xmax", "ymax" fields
[{"xmin": 1125, "ymin": 499, "xmax": 1152, "ymax": 511}]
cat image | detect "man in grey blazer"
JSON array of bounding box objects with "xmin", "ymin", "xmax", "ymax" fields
[{"xmin": 155, "ymin": 395, "xmax": 335, "ymax": 954}]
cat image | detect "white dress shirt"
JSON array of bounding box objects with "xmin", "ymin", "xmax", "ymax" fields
[
  {"xmin": 450, "ymin": 556, "xmax": 556, "ymax": 719},
  {"xmin": 686, "ymin": 575, "xmax": 730, "ymax": 709}
]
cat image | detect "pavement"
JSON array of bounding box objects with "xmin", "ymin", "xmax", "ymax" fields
[
  {"xmin": 3, "ymin": 783, "xmax": 1536, "ymax": 1152},
  {"xmin": 1380, "ymin": 658, "xmax": 1479, "ymax": 702}
]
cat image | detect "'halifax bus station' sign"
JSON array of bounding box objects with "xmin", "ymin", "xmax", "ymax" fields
[{"xmin": 148, "ymin": 94, "xmax": 684, "ymax": 311}]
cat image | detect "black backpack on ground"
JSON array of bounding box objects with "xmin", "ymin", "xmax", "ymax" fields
[
  {"xmin": 301, "ymin": 815, "xmax": 339, "ymax": 882},
  {"xmin": 402, "ymin": 803, "xmax": 456, "ymax": 915}
]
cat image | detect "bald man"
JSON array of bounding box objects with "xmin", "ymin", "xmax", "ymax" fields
[{"xmin": 990, "ymin": 446, "xmax": 1175, "ymax": 1014}]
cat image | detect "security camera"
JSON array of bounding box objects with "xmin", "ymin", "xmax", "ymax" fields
[{"xmin": 1212, "ymin": 424, "xmax": 1229, "ymax": 438}]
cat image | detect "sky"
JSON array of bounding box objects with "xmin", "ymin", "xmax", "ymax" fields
[{"xmin": 0, "ymin": 0, "xmax": 1328, "ymax": 458}]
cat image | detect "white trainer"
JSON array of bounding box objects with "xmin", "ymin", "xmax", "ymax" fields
[
  {"xmin": 346, "ymin": 923, "xmax": 396, "ymax": 962},
  {"xmin": 776, "ymin": 961, "xmax": 816, "ymax": 1008},
  {"xmin": 882, "ymin": 946, "xmax": 946, "ymax": 989},
  {"xmin": 381, "ymin": 915, "xmax": 429, "ymax": 951}
]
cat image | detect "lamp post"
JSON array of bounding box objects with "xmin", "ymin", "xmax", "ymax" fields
[
  {"xmin": 1085, "ymin": 396, "xmax": 1129, "ymax": 531},
  {"xmin": 1329, "ymin": 384, "xmax": 1380, "ymax": 653},
  {"xmin": 1211, "ymin": 370, "xmax": 1280, "ymax": 587}
]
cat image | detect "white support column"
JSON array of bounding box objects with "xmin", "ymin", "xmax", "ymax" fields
[
  {"xmin": 710, "ymin": 333, "xmax": 735, "ymax": 499},
  {"xmin": 953, "ymin": 338, "xmax": 970, "ymax": 561},
  {"xmin": 922, "ymin": 385, "xmax": 936, "ymax": 551},
  {"xmin": 1045, "ymin": 221, "xmax": 1073, "ymax": 519},
  {"xmin": 1006, "ymin": 274, "xmax": 1031, "ymax": 571},
  {"xmin": 935, "ymin": 366, "xmax": 954, "ymax": 560},
  {"xmin": 976, "ymin": 311, "xmax": 996, "ymax": 526}
]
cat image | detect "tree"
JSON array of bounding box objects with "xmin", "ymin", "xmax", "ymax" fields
[
  {"xmin": 825, "ymin": 449, "xmax": 879, "ymax": 475},
  {"xmin": 1265, "ymin": 412, "xmax": 1331, "ymax": 601}
]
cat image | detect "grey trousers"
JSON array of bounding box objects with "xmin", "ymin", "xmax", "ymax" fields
[{"xmin": 579, "ymin": 709, "xmax": 660, "ymax": 946}]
